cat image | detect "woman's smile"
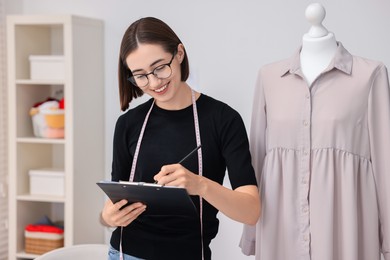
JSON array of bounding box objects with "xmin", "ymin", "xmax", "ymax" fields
[{"xmin": 153, "ymin": 83, "xmax": 168, "ymax": 94}]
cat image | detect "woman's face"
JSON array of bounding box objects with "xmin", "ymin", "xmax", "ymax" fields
[{"xmin": 126, "ymin": 43, "xmax": 186, "ymax": 108}]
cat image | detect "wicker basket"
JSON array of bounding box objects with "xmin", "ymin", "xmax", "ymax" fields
[{"xmin": 25, "ymin": 237, "xmax": 64, "ymax": 255}]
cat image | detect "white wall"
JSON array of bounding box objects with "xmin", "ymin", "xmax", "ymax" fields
[{"xmin": 6, "ymin": 0, "xmax": 390, "ymax": 259}]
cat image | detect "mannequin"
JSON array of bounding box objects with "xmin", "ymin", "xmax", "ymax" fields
[
  {"xmin": 300, "ymin": 3, "xmax": 338, "ymax": 85},
  {"xmin": 241, "ymin": 3, "xmax": 390, "ymax": 260}
]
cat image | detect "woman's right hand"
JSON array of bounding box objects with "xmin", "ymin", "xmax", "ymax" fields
[{"xmin": 101, "ymin": 199, "xmax": 146, "ymax": 227}]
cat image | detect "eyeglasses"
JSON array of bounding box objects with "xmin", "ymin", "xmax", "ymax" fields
[{"xmin": 128, "ymin": 53, "xmax": 175, "ymax": 89}]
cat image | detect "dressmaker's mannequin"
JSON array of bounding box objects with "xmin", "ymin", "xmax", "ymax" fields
[{"xmin": 300, "ymin": 3, "xmax": 338, "ymax": 85}]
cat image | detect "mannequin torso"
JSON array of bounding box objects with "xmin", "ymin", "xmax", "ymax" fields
[{"xmin": 300, "ymin": 3, "xmax": 338, "ymax": 85}]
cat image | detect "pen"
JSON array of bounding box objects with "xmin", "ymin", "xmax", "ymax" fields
[
  {"xmin": 177, "ymin": 144, "xmax": 202, "ymax": 164},
  {"xmin": 154, "ymin": 144, "xmax": 202, "ymax": 184}
]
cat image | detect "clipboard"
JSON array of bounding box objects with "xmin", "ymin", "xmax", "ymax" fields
[{"xmin": 97, "ymin": 181, "xmax": 197, "ymax": 216}]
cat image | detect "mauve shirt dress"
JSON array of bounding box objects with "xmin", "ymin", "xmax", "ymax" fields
[{"xmin": 240, "ymin": 43, "xmax": 390, "ymax": 260}]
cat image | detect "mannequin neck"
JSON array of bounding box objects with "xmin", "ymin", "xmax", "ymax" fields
[
  {"xmin": 301, "ymin": 32, "xmax": 337, "ymax": 56},
  {"xmin": 300, "ymin": 32, "xmax": 338, "ymax": 85}
]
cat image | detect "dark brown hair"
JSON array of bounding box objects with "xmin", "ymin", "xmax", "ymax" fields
[{"xmin": 118, "ymin": 17, "xmax": 190, "ymax": 111}]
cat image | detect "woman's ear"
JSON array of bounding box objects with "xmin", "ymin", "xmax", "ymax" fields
[{"xmin": 176, "ymin": 43, "xmax": 185, "ymax": 63}]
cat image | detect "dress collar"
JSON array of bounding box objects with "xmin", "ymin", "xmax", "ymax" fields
[{"xmin": 280, "ymin": 41, "xmax": 353, "ymax": 77}]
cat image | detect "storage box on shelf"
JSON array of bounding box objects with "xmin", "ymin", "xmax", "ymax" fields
[
  {"xmin": 29, "ymin": 55, "xmax": 65, "ymax": 80},
  {"xmin": 7, "ymin": 15, "xmax": 105, "ymax": 259},
  {"xmin": 29, "ymin": 168, "xmax": 65, "ymax": 196}
]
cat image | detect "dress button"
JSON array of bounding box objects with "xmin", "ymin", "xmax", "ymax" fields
[
  {"xmin": 303, "ymin": 234, "xmax": 309, "ymax": 241},
  {"xmin": 302, "ymin": 206, "xmax": 309, "ymax": 213},
  {"xmin": 303, "ymin": 120, "xmax": 309, "ymax": 126},
  {"xmin": 306, "ymin": 94, "xmax": 310, "ymax": 99},
  {"xmin": 302, "ymin": 177, "xmax": 308, "ymax": 184}
]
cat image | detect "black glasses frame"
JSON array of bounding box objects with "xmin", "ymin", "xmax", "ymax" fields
[{"xmin": 127, "ymin": 53, "xmax": 176, "ymax": 88}]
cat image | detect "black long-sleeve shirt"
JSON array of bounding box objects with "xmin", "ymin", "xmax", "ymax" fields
[{"xmin": 110, "ymin": 94, "xmax": 256, "ymax": 260}]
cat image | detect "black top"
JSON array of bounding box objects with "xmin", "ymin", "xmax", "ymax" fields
[{"xmin": 110, "ymin": 94, "xmax": 256, "ymax": 260}]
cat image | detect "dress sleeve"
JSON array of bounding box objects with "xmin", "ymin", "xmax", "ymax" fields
[
  {"xmin": 240, "ymin": 69, "xmax": 267, "ymax": 255},
  {"xmin": 367, "ymin": 64, "xmax": 390, "ymax": 260}
]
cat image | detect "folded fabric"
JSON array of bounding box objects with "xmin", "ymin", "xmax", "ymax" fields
[
  {"xmin": 25, "ymin": 224, "xmax": 64, "ymax": 241},
  {"xmin": 25, "ymin": 224, "xmax": 64, "ymax": 234}
]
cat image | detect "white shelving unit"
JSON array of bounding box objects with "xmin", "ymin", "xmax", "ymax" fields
[{"xmin": 7, "ymin": 15, "xmax": 105, "ymax": 259}]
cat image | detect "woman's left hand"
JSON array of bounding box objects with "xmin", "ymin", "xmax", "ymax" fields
[{"xmin": 153, "ymin": 164, "xmax": 204, "ymax": 195}]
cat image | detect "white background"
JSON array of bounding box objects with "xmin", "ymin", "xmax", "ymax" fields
[{"xmin": 4, "ymin": 0, "xmax": 390, "ymax": 259}]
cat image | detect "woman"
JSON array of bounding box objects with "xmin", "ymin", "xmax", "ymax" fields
[{"xmin": 101, "ymin": 17, "xmax": 260, "ymax": 260}]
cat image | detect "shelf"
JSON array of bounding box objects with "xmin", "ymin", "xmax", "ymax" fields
[
  {"xmin": 16, "ymin": 79, "xmax": 65, "ymax": 85},
  {"xmin": 17, "ymin": 137, "xmax": 65, "ymax": 144},
  {"xmin": 17, "ymin": 194, "xmax": 65, "ymax": 203},
  {"xmin": 16, "ymin": 251, "xmax": 38, "ymax": 259},
  {"xmin": 8, "ymin": 14, "xmax": 105, "ymax": 259}
]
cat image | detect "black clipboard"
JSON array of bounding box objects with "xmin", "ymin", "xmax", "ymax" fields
[{"xmin": 97, "ymin": 181, "xmax": 197, "ymax": 216}]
